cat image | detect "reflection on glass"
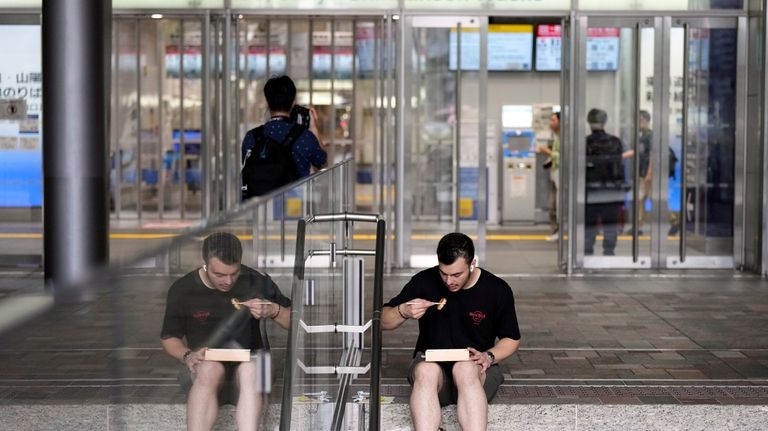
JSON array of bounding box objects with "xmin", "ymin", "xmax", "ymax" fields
[{"xmin": 669, "ymin": 25, "xmax": 736, "ymax": 257}]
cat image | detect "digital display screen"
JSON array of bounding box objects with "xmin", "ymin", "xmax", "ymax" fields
[
  {"xmin": 534, "ymin": 25, "xmax": 620, "ymax": 72},
  {"xmin": 501, "ymin": 105, "xmax": 533, "ymax": 129},
  {"xmin": 449, "ymin": 24, "xmax": 533, "ymax": 71}
]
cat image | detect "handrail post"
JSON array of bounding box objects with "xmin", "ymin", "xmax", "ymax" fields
[{"xmin": 369, "ymin": 219, "xmax": 385, "ymax": 431}]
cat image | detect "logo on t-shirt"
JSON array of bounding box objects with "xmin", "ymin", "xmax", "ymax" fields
[
  {"xmin": 468, "ymin": 310, "xmax": 486, "ymax": 325},
  {"xmin": 192, "ymin": 310, "xmax": 210, "ymax": 323}
]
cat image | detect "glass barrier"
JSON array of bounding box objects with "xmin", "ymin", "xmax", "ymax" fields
[{"xmin": 0, "ymin": 159, "xmax": 387, "ymax": 431}]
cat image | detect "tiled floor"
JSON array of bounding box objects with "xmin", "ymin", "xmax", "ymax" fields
[{"xmin": 1, "ymin": 270, "xmax": 767, "ymax": 406}]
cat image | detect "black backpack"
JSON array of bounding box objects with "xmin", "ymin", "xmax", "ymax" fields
[
  {"xmin": 586, "ymin": 132, "xmax": 625, "ymax": 188},
  {"xmin": 668, "ymin": 147, "xmax": 678, "ymax": 178},
  {"xmin": 241, "ymin": 124, "xmax": 305, "ymax": 200}
]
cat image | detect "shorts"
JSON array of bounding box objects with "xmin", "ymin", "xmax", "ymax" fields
[
  {"xmin": 178, "ymin": 362, "xmax": 241, "ymax": 405},
  {"xmin": 407, "ymin": 352, "xmax": 504, "ymax": 407}
]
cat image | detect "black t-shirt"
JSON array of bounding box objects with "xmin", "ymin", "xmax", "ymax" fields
[
  {"xmin": 160, "ymin": 265, "xmax": 291, "ymax": 351},
  {"xmin": 385, "ymin": 267, "xmax": 521, "ymax": 357}
]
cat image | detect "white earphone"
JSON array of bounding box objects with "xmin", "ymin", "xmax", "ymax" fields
[{"xmin": 203, "ymin": 264, "xmax": 208, "ymax": 272}]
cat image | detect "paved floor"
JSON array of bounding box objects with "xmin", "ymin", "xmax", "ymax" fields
[{"xmin": 1, "ymin": 270, "xmax": 767, "ymax": 406}]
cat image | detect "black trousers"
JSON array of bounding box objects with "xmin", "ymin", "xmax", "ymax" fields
[{"xmin": 585, "ymin": 202, "xmax": 622, "ymax": 255}]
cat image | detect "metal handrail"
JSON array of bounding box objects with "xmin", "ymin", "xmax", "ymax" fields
[{"xmin": 280, "ymin": 213, "xmax": 385, "ymax": 431}]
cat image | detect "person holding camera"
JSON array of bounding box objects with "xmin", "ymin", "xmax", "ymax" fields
[{"xmin": 241, "ymin": 75, "xmax": 328, "ymax": 199}]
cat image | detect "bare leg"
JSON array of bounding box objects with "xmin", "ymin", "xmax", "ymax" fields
[
  {"xmin": 410, "ymin": 362, "xmax": 444, "ymax": 431},
  {"xmin": 452, "ymin": 361, "xmax": 487, "ymax": 431},
  {"xmin": 235, "ymin": 362, "xmax": 263, "ymax": 431},
  {"xmin": 188, "ymin": 361, "xmax": 225, "ymax": 431}
]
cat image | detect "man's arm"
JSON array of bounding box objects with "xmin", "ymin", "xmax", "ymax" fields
[
  {"xmin": 381, "ymin": 305, "xmax": 408, "ymax": 331},
  {"xmin": 242, "ymin": 299, "xmax": 291, "ymax": 330},
  {"xmin": 161, "ymin": 336, "xmax": 206, "ymax": 372},
  {"xmin": 382, "ymin": 299, "xmax": 433, "ymax": 330},
  {"xmin": 487, "ymin": 337, "xmax": 520, "ymax": 364},
  {"xmin": 161, "ymin": 336, "xmax": 189, "ymax": 362},
  {"xmin": 468, "ymin": 337, "xmax": 520, "ymax": 372}
]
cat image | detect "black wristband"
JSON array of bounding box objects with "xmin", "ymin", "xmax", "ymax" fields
[
  {"xmin": 182, "ymin": 350, "xmax": 193, "ymax": 363},
  {"xmin": 397, "ymin": 304, "xmax": 408, "ymax": 319},
  {"xmin": 272, "ymin": 304, "xmax": 281, "ymax": 319}
]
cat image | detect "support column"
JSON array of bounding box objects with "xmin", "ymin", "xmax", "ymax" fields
[{"xmin": 43, "ymin": 0, "xmax": 111, "ymax": 301}]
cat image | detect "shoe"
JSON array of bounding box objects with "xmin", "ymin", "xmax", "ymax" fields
[
  {"xmin": 668, "ymin": 225, "xmax": 680, "ymax": 236},
  {"xmin": 545, "ymin": 233, "xmax": 558, "ymax": 242}
]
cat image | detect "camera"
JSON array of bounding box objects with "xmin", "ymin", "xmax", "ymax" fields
[{"xmin": 290, "ymin": 105, "xmax": 311, "ymax": 128}]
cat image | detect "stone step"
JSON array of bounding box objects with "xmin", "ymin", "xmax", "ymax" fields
[{"xmin": 1, "ymin": 403, "xmax": 767, "ymax": 430}]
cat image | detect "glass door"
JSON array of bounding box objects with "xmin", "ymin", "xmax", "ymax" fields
[
  {"xmin": 663, "ymin": 17, "xmax": 743, "ymax": 269},
  {"xmin": 575, "ymin": 16, "xmax": 658, "ymax": 269},
  {"xmin": 402, "ymin": 15, "xmax": 487, "ymax": 265},
  {"xmin": 573, "ymin": 15, "xmax": 744, "ymax": 270}
]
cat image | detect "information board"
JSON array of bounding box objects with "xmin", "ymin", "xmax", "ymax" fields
[
  {"xmin": 535, "ymin": 25, "xmax": 620, "ymax": 72},
  {"xmin": 449, "ymin": 24, "xmax": 534, "ymax": 71}
]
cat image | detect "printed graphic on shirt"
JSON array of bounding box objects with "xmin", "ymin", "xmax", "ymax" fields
[
  {"xmin": 193, "ymin": 310, "xmax": 210, "ymax": 324},
  {"xmin": 469, "ymin": 310, "xmax": 487, "ymax": 325}
]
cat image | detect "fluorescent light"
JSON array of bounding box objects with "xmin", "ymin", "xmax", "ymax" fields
[{"xmin": 150, "ymin": 13, "xmax": 163, "ymax": 19}]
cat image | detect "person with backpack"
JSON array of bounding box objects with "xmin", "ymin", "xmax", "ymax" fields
[
  {"xmin": 585, "ymin": 108, "xmax": 626, "ymax": 256},
  {"xmin": 241, "ymin": 75, "xmax": 327, "ymax": 200}
]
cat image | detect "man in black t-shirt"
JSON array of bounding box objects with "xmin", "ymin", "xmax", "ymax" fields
[
  {"xmin": 382, "ymin": 233, "xmax": 521, "ymax": 431},
  {"xmin": 160, "ymin": 232, "xmax": 291, "ymax": 431}
]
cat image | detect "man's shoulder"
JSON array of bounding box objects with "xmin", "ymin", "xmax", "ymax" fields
[
  {"xmin": 166, "ymin": 270, "xmax": 201, "ymax": 298},
  {"xmin": 478, "ymin": 269, "xmax": 513, "ymax": 292}
]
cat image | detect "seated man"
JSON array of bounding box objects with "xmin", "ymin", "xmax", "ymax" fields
[
  {"xmin": 160, "ymin": 232, "xmax": 291, "ymax": 431},
  {"xmin": 382, "ymin": 233, "xmax": 521, "ymax": 431}
]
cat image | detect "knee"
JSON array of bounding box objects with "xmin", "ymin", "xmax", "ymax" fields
[
  {"xmin": 411, "ymin": 362, "xmax": 442, "ymax": 387},
  {"xmin": 193, "ymin": 361, "xmax": 225, "ymax": 390},
  {"xmin": 452, "ymin": 361, "xmax": 481, "ymax": 386},
  {"xmin": 235, "ymin": 362, "xmax": 260, "ymax": 389}
]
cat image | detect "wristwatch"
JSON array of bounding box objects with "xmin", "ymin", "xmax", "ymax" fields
[
  {"xmin": 485, "ymin": 350, "xmax": 495, "ymax": 365},
  {"xmin": 182, "ymin": 350, "xmax": 193, "ymax": 363}
]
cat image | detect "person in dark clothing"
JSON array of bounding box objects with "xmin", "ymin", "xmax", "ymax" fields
[
  {"xmin": 241, "ymin": 75, "xmax": 328, "ymax": 181},
  {"xmin": 161, "ymin": 232, "xmax": 291, "ymax": 431},
  {"xmin": 382, "ymin": 233, "xmax": 521, "ymax": 431},
  {"xmin": 585, "ymin": 108, "xmax": 626, "ymax": 256}
]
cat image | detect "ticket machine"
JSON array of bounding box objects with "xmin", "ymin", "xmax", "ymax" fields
[{"xmin": 501, "ymin": 105, "xmax": 537, "ymax": 222}]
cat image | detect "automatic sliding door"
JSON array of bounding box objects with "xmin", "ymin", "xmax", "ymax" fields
[
  {"xmin": 577, "ymin": 17, "xmax": 657, "ymax": 268},
  {"xmin": 664, "ymin": 17, "xmax": 741, "ymax": 268}
]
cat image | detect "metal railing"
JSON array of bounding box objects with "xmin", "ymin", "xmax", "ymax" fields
[{"xmin": 280, "ymin": 212, "xmax": 385, "ymax": 431}]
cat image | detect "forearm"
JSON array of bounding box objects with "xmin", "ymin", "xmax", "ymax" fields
[
  {"xmin": 161, "ymin": 337, "xmax": 190, "ymax": 362},
  {"xmin": 272, "ymin": 304, "xmax": 291, "ymax": 329},
  {"xmin": 487, "ymin": 337, "xmax": 520, "ymax": 363},
  {"xmin": 381, "ymin": 305, "xmax": 407, "ymax": 330}
]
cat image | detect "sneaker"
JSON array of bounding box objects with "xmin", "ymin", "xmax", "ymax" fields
[{"xmin": 545, "ymin": 233, "xmax": 558, "ymax": 242}]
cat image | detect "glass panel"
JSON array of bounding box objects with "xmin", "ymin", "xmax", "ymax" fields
[
  {"xmin": 409, "ymin": 20, "xmax": 464, "ymax": 225},
  {"xmin": 0, "ymin": 22, "xmax": 42, "ymax": 267},
  {"xmin": 113, "ymin": 20, "xmax": 140, "ymax": 217},
  {"xmin": 668, "ymin": 22, "xmax": 737, "ymax": 259},
  {"xmin": 160, "ymin": 19, "xmax": 183, "ymax": 218},
  {"xmin": 579, "ymin": 0, "xmax": 743, "ymax": 11},
  {"xmin": 180, "ymin": 19, "xmax": 203, "ymax": 218},
  {"xmin": 583, "ymin": 25, "xmax": 650, "ymax": 258},
  {"xmin": 139, "ymin": 19, "xmax": 161, "ymax": 217},
  {"xmin": 232, "ymin": 0, "xmax": 397, "ymax": 8},
  {"xmin": 353, "ymin": 20, "xmax": 380, "ymax": 212}
]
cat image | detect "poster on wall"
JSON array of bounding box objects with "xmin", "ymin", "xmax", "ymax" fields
[{"xmin": 0, "ymin": 25, "xmax": 42, "ymax": 208}]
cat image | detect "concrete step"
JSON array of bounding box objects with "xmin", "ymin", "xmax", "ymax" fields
[{"xmin": 1, "ymin": 403, "xmax": 767, "ymax": 430}]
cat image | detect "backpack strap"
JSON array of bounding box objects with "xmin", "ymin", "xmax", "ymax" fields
[
  {"xmin": 242, "ymin": 126, "xmax": 266, "ymax": 167},
  {"xmin": 280, "ymin": 124, "xmax": 306, "ymax": 149}
]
